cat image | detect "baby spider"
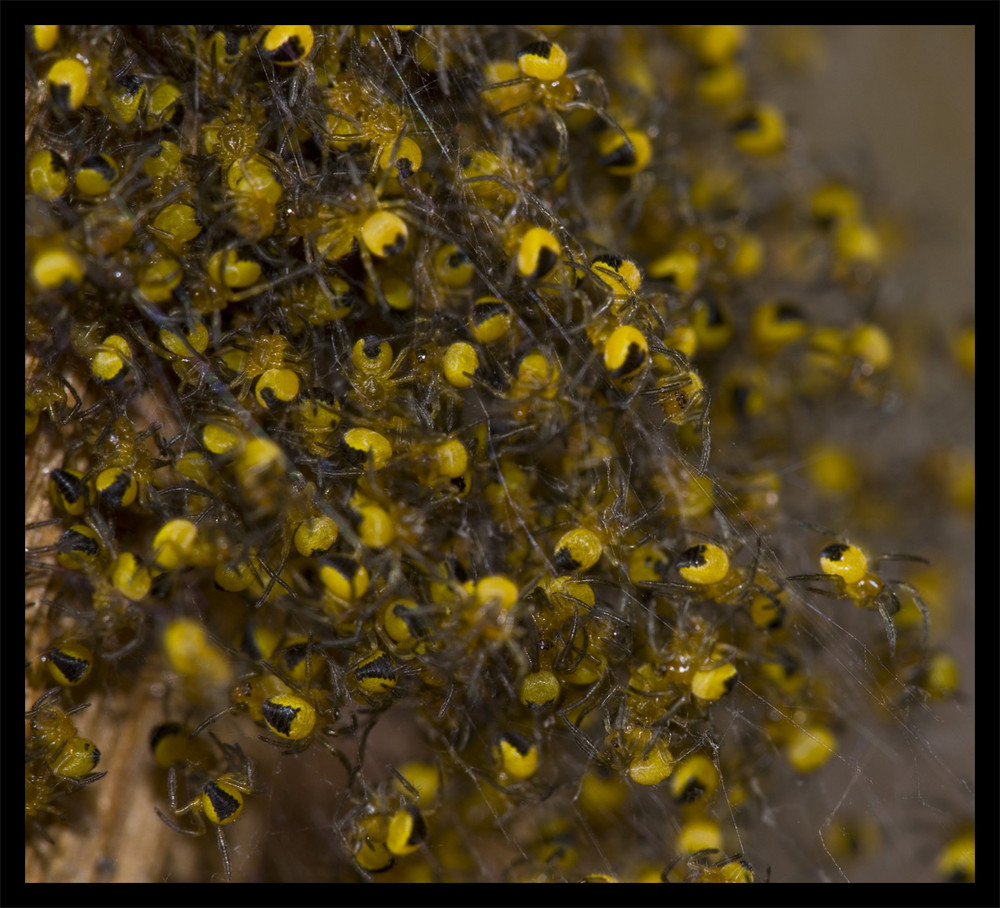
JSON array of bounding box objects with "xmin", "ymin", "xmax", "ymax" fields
[
  {"xmin": 788, "ymin": 541, "xmax": 930, "ymax": 656},
  {"xmin": 645, "ymin": 341, "xmax": 712, "ymax": 475},
  {"xmin": 481, "ymin": 39, "xmax": 636, "ymax": 183},
  {"xmin": 25, "ymin": 369, "xmax": 83, "ymax": 435},
  {"xmin": 345, "ymin": 336, "xmax": 411, "ymax": 413},
  {"xmin": 192, "ymin": 652, "xmax": 354, "ymax": 777},
  {"xmin": 641, "ymin": 538, "xmax": 783, "ymax": 625},
  {"xmin": 154, "ymin": 737, "xmax": 258, "ymax": 882},
  {"xmin": 26, "ymin": 688, "xmax": 107, "ymax": 785}
]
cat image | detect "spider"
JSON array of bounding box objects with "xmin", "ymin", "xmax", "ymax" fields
[
  {"xmin": 788, "ymin": 541, "xmax": 930, "ymax": 656},
  {"xmin": 481, "ymin": 39, "xmax": 639, "ymax": 184},
  {"xmin": 154, "ymin": 737, "xmax": 257, "ymax": 882}
]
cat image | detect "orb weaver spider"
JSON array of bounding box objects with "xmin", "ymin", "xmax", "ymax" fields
[
  {"xmin": 154, "ymin": 737, "xmax": 258, "ymax": 882},
  {"xmin": 788, "ymin": 541, "xmax": 930, "ymax": 656},
  {"xmin": 481, "ymin": 39, "xmax": 640, "ymax": 184}
]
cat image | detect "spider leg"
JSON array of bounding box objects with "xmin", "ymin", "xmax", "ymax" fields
[
  {"xmin": 544, "ymin": 110, "xmax": 570, "ymax": 185},
  {"xmin": 787, "ymin": 574, "xmax": 847, "ymax": 600},
  {"xmin": 558, "ymin": 672, "xmax": 616, "ymax": 763},
  {"xmin": 890, "ymin": 580, "xmax": 931, "ymax": 647},
  {"xmin": 785, "ymin": 573, "xmax": 831, "ymax": 584},
  {"xmin": 155, "ymin": 805, "xmax": 203, "ymax": 837},
  {"xmin": 875, "ymin": 597, "xmax": 898, "ymax": 657},
  {"xmin": 557, "ymin": 707, "xmax": 602, "ymax": 763},
  {"xmin": 256, "ymin": 732, "xmax": 308, "ymax": 754},
  {"xmin": 319, "ymin": 734, "xmax": 355, "ymax": 777},
  {"xmin": 216, "ymin": 824, "xmax": 232, "ymax": 882},
  {"xmin": 190, "ymin": 696, "xmax": 239, "ymax": 737},
  {"xmin": 873, "ymin": 552, "xmax": 930, "ymax": 569}
]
